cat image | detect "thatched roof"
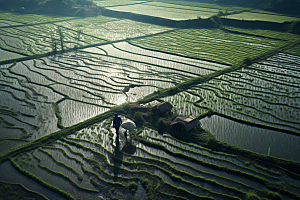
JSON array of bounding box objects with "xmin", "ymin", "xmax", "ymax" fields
[
  {"xmin": 152, "ymin": 101, "xmax": 173, "ymax": 113},
  {"xmin": 170, "ymin": 116, "xmax": 199, "ymax": 132}
]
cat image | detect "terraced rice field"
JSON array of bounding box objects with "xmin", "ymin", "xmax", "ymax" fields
[
  {"xmin": 0, "ymin": 13, "xmax": 172, "ymax": 55},
  {"xmin": 100, "ymin": 0, "xmax": 249, "ymax": 20},
  {"xmin": 224, "ymin": 11, "xmax": 300, "ymax": 23},
  {"xmin": 0, "ymin": 10, "xmax": 76, "ymax": 24},
  {"xmin": 104, "ymin": 2, "xmax": 222, "ymax": 20},
  {"xmin": 155, "ymin": 0, "xmax": 248, "ymax": 12},
  {"xmin": 0, "ymin": 48, "xmax": 24, "ymax": 61},
  {"xmin": 0, "ymin": 40, "xmax": 227, "ymax": 140},
  {"xmin": 194, "ymin": 53, "xmax": 300, "ymax": 160},
  {"xmin": 1, "ymin": 4, "xmax": 300, "ymax": 200},
  {"xmin": 130, "ymin": 28, "xmax": 298, "ymax": 65},
  {"xmin": 93, "ymin": 0, "xmax": 148, "ymax": 7},
  {"xmin": 1, "ymin": 122, "xmax": 300, "ymax": 199}
]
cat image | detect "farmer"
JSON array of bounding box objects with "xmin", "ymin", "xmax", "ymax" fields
[{"xmin": 113, "ymin": 113, "xmax": 122, "ymax": 138}]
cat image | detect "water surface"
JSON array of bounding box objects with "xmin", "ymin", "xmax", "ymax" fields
[{"xmin": 200, "ymin": 115, "xmax": 300, "ymax": 161}]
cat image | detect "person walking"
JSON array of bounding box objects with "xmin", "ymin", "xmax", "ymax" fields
[{"xmin": 113, "ymin": 113, "xmax": 122, "ymax": 138}]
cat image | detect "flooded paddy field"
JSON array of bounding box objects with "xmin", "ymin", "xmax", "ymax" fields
[
  {"xmin": 130, "ymin": 28, "xmax": 294, "ymax": 66},
  {"xmin": 0, "ymin": 48, "xmax": 24, "ymax": 61},
  {"xmin": 1, "ymin": 3, "xmax": 300, "ymax": 200}
]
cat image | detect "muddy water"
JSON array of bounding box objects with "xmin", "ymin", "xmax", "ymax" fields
[{"xmin": 200, "ymin": 115, "xmax": 300, "ymax": 161}]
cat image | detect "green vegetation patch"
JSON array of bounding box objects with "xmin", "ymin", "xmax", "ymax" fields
[
  {"xmin": 127, "ymin": 181, "xmax": 138, "ymax": 193},
  {"xmin": 225, "ymin": 12, "xmax": 300, "ymax": 23},
  {"xmin": 0, "ymin": 10, "xmax": 76, "ymax": 24},
  {"xmin": 157, "ymin": 0, "xmax": 249, "ymax": 12},
  {"xmin": 224, "ymin": 26, "xmax": 300, "ymax": 42},
  {"xmin": 93, "ymin": 0, "xmax": 146, "ymax": 7},
  {"xmin": 106, "ymin": 3, "xmax": 217, "ymax": 20},
  {"xmin": 283, "ymin": 44, "xmax": 300, "ymax": 56},
  {"xmin": 130, "ymin": 28, "xmax": 288, "ymax": 66},
  {"xmin": 141, "ymin": 179, "xmax": 154, "ymax": 200}
]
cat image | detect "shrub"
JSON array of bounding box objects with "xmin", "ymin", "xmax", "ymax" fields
[
  {"xmin": 157, "ymin": 118, "xmax": 167, "ymax": 132},
  {"xmin": 141, "ymin": 179, "xmax": 154, "ymax": 200},
  {"xmin": 266, "ymin": 191, "xmax": 281, "ymax": 200},
  {"xmin": 134, "ymin": 111, "xmax": 145, "ymax": 125},
  {"xmin": 245, "ymin": 192, "xmax": 260, "ymax": 200},
  {"xmin": 128, "ymin": 181, "xmax": 138, "ymax": 193}
]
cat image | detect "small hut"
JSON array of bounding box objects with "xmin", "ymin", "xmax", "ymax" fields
[
  {"xmin": 152, "ymin": 101, "xmax": 173, "ymax": 114},
  {"xmin": 170, "ymin": 116, "xmax": 199, "ymax": 132}
]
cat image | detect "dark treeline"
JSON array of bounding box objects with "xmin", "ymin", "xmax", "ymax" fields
[
  {"xmin": 215, "ymin": 0, "xmax": 300, "ymax": 15},
  {"xmin": 0, "ymin": 0, "xmax": 99, "ymax": 17}
]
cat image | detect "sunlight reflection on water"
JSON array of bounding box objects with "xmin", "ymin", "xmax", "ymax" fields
[{"xmin": 116, "ymin": 94, "xmax": 127, "ymax": 105}]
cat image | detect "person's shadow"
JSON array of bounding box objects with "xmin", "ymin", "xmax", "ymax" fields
[
  {"xmin": 122, "ymin": 138, "xmax": 137, "ymax": 155},
  {"xmin": 113, "ymin": 135, "xmax": 137, "ymax": 176},
  {"xmin": 113, "ymin": 137, "xmax": 123, "ymax": 175}
]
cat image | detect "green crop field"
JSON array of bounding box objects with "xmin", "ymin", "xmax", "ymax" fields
[
  {"xmin": 157, "ymin": 0, "xmax": 249, "ymax": 12},
  {"xmin": 93, "ymin": 0, "xmax": 147, "ymax": 7},
  {"xmin": 105, "ymin": 3, "xmax": 217, "ymax": 20},
  {"xmin": 130, "ymin": 28, "xmax": 300, "ymax": 65},
  {"xmin": 224, "ymin": 11, "xmax": 300, "ymax": 23},
  {"xmin": 1, "ymin": 1, "xmax": 300, "ymax": 200}
]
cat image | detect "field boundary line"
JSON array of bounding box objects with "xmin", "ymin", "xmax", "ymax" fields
[
  {"xmin": 0, "ymin": 29, "xmax": 178, "ymax": 66},
  {"xmin": 0, "ymin": 17, "xmax": 81, "ymax": 29}
]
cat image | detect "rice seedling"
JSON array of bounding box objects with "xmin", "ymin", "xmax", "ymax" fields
[{"xmin": 130, "ymin": 28, "xmax": 288, "ymax": 65}]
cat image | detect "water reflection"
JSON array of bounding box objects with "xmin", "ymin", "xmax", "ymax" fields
[
  {"xmin": 200, "ymin": 115, "xmax": 300, "ymax": 161},
  {"xmin": 0, "ymin": 49, "xmax": 24, "ymax": 61},
  {"xmin": 116, "ymin": 94, "xmax": 126, "ymax": 105}
]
